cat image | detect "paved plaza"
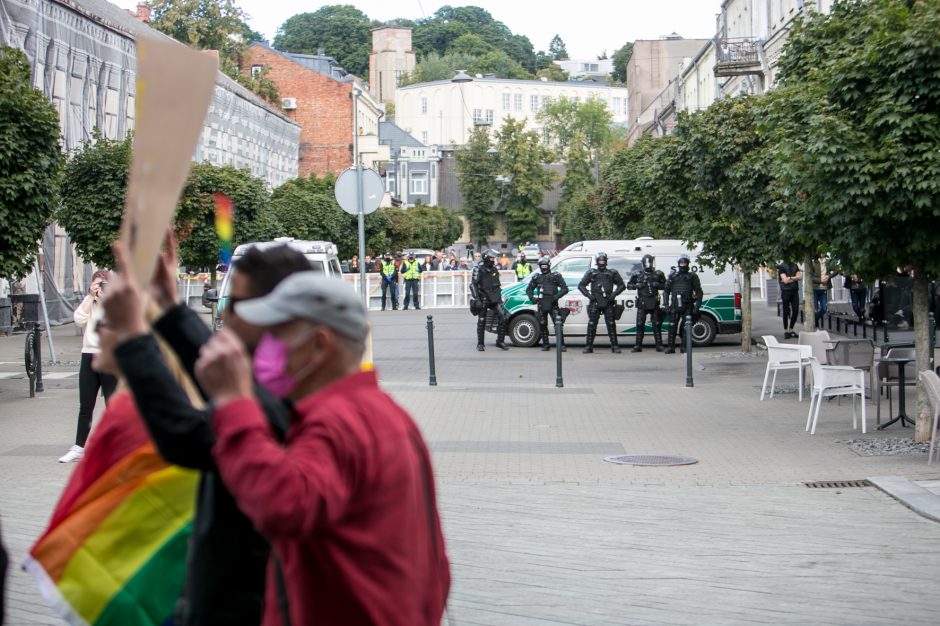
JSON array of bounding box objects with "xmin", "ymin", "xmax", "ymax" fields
[{"xmin": 1, "ymin": 304, "xmax": 939, "ymax": 624}]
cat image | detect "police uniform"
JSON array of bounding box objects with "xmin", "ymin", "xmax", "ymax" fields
[
  {"xmin": 379, "ymin": 255, "xmax": 399, "ymax": 310},
  {"xmin": 627, "ymin": 255, "xmax": 667, "ymax": 352},
  {"xmin": 470, "ymin": 250, "xmax": 509, "ymax": 351},
  {"xmin": 526, "ymin": 257, "xmax": 569, "ymax": 351},
  {"xmin": 401, "ymin": 255, "xmax": 422, "ymax": 310},
  {"xmin": 512, "ymin": 256, "xmax": 532, "ymax": 281},
  {"xmin": 663, "ymin": 255, "xmax": 703, "ymax": 353},
  {"xmin": 577, "ymin": 252, "xmax": 626, "ymax": 353}
]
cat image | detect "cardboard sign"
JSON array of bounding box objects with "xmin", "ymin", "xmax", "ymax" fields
[{"xmin": 120, "ymin": 36, "xmax": 217, "ymax": 285}]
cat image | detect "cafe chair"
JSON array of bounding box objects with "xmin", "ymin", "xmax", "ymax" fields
[
  {"xmin": 827, "ymin": 338, "xmax": 876, "ymax": 398},
  {"xmin": 874, "ymin": 347, "xmax": 916, "ymax": 425},
  {"xmin": 806, "ymin": 357, "xmax": 867, "ymax": 435},
  {"xmin": 761, "ymin": 336, "xmax": 813, "ymax": 402},
  {"xmin": 921, "ymin": 370, "xmax": 940, "ymax": 465}
]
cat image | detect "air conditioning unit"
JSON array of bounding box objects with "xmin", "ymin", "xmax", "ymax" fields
[{"xmin": 281, "ymin": 97, "xmax": 297, "ymax": 110}]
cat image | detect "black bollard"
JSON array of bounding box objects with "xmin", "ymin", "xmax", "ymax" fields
[
  {"xmin": 555, "ymin": 310, "xmax": 564, "ymax": 388},
  {"xmin": 34, "ymin": 322, "xmax": 44, "ymax": 393},
  {"xmin": 685, "ymin": 313, "xmax": 693, "ymax": 388},
  {"xmin": 929, "ymin": 312, "xmax": 936, "ymax": 373},
  {"xmin": 426, "ymin": 315, "xmax": 437, "ymax": 386}
]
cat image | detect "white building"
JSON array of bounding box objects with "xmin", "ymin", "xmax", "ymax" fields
[
  {"xmin": 555, "ymin": 58, "xmax": 614, "ymax": 79},
  {"xmin": 395, "ymin": 75, "xmax": 629, "ymax": 147}
]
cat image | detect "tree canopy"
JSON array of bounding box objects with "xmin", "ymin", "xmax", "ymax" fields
[
  {"xmin": 611, "ymin": 42, "xmax": 633, "ymax": 83},
  {"xmin": 548, "ymin": 35, "xmax": 568, "ymax": 60},
  {"xmin": 495, "ymin": 117, "xmax": 556, "ymax": 242},
  {"xmin": 272, "ymin": 5, "xmax": 374, "ymax": 76},
  {"xmin": 455, "ymin": 126, "xmax": 500, "ymax": 247},
  {"xmin": 0, "ymin": 47, "xmax": 64, "ymax": 281}
]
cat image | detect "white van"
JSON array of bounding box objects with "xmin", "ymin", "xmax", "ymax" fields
[
  {"xmin": 211, "ymin": 238, "xmax": 341, "ymax": 330},
  {"xmin": 500, "ymin": 238, "xmax": 742, "ymax": 346}
]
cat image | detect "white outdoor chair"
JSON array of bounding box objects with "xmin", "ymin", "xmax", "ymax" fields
[
  {"xmin": 920, "ymin": 370, "xmax": 940, "ymax": 465},
  {"xmin": 761, "ymin": 335, "xmax": 813, "ymax": 402},
  {"xmin": 805, "ymin": 357, "xmax": 867, "ymax": 435}
]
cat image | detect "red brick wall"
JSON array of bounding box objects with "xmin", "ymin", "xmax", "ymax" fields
[{"xmin": 248, "ymin": 46, "xmax": 353, "ymax": 177}]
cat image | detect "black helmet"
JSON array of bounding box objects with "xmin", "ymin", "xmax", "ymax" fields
[
  {"xmin": 383, "ymin": 253, "xmax": 392, "ymax": 261},
  {"xmin": 538, "ymin": 256, "xmax": 551, "ymax": 273},
  {"xmin": 677, "ymin": 254, "xmax": 690, "ymax": 272},
  {"xmin": 595, "ymin": 252, "xmax": 608, "ymax": 268},
  {"xmin": 642, "ymin": 254, "xmax": 655, "ymax": 271},
  {"xmin": 483, "ymin": 249, "xmax": 498, "ymax": 265}
]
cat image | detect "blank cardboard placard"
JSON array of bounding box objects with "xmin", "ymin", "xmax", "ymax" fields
[{"xmin": 120, "ymin": 36, "xmax": 217, "ymax": 285}]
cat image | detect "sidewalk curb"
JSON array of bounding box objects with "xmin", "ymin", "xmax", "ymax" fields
[{"xmin": 868, "ymin": 475, "xmax": 940, "ymax": 523}]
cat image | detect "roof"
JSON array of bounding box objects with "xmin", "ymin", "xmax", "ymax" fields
[
  {"xmin": 379, "ymin": 121, "xmax": 424, "ymax": 152},
  {"xmin": 250, "ymin": 42, "xmax": 355, "ymax": 85}
]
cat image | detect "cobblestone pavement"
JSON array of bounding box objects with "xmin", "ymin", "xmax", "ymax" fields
[{"xmin": 1, "ymin": 305, "xmax": 938, "ymax": 624}]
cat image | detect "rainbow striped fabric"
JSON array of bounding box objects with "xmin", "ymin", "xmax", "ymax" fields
[{"xmin": 25, "ymin": 392, "xmax": 198, "ymax": 626}]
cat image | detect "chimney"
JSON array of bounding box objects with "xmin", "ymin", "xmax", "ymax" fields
[{"xmin": 129, "ymin": 3, "xmax": 151, "ymax": 23}]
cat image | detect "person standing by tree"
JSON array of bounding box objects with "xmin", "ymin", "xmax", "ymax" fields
[
  {"xmin": 809, "ymin": 254, "xmax": 837, "ymax": 329},
  {"xmin": 59, "ymin": 270, "xmax": 118, "ymax": 463},
  {"xmin": 777, "ymin": 260, "xmax": 802, "ymax": 339},
  {"xmin": 379, "ymin": 253, "xmax": 399, "ymax": 311},
  {"xmin": 627, "ymin": 254, "xmax": 667, "ymax": 352},
  {"xmin": 663, "ymin": 255, "xmax": 703, "ymax": 355},
  {"xmin": 846, "ymin": 273, "xmax": 868, "ymax": 323},
  {"xmin": 401, "ymin": 253, "xmax": 422, "ymax": 310}
]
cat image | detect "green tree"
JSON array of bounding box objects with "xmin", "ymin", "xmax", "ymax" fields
[
  {"xmin": 538, "ymin": 97, "xmax": 613, "ymax": 164},
  {"xmin": 174, "ymin": 163, "xmax": 270, "ymax": 276},
  {"xmin": 455, "ymin": 126, "xmax": 500, "ymax": 248},
  {"xmin": 0, "ymin": 47, "xmax": 64, "ymax": 281},
  {"xmin": 495, "ymin": 118, "xmax": 556, "ymax": 242},
  {"xmin": 548, "ymin": 34, "xmax": 568, "ymax": 60},
  {"xmin": 407, "ymin": 204, "xmax": 464, "ymax": 250},
  {"xmin": 448, "ymin": 33, "xmax": 495, "ymax": 57},
  {"xmin": 272, "ymin": 5, "xmax": 374, "ymax": 76},
  {"xmin": 556, "ymin": 135, "xmax": 598, "ymax": 243},
  {"xmin": 535, "ymin": 63, "xmax": 568, "ymax": 82},
  {"xmin": 398, "ymin": 51, "xmax": 478, "ymax": 86},
  {"xmin": 765, "ymin": 0, "xmax": 940, "ymax": 440},
  {"xmin": 266, "ymin": 173, "xmax": 353, "ymax": 252},
  {"xmin": 58, "ymin": 134, "xmax": 132, "ymax": 270},
  {"xmin": 611, "ymin": 42, "xmax": 633, "ymax": 83}
]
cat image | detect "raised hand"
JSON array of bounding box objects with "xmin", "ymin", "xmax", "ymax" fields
[
  {"xmin": 195, "ymin": 328, "xmax": 254, "ymax": 407},
  {"xmin": 100, "ymin": 242, "xmax": 149, "ymax": 343},
  {"xmin": 150, "ymin": 227, "xmax": 180, "ymax": 311}
]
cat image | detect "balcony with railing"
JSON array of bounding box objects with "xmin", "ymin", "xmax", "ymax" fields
[{"xmin": 714, "ymin": 38, "xmax": 763, "ymax": 77}]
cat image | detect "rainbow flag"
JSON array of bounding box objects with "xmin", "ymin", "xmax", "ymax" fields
[
  {"xmin": 214, "ymin": 192, "xmax": 234, "ymax": 266},
  {"xmin": 25, "ymin": 391, "xmax": 198, "ymax": 626}
]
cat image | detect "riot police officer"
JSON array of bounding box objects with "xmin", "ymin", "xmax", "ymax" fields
[
  {"xmin": 663, "ymin": 254, "xmax": 703, "ymax": 354},
  {"xmin": 470, "ymin": 249, "xmax": 509, "ymax": 351},
  {"xmin": 578, "ymin": 252, "xmax": 626, "ymax": 353},
  {"xmin": 627, "ymin": 254, "xmax": 667, "ymax": 352},
  {"xmin": 526, "ymin": 256, "xmax": 569, "ymax": 351}
]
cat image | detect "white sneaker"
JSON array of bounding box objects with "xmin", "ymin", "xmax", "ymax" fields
[{"xmin": 58, "ymin": 445, "xmax": 84, "ymax": 463}]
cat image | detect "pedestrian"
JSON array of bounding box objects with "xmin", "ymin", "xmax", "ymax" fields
[
  {"xmin": 430, "ymin": 254, "xmax": 442, "ymax": 271},
  {"xmin": 471, "ymin": 251, "xmax": 482, "ymax": 267},
  {"xmin": 578, "ymin": 252, "xmax": 626, "ymax": 354},
  {"xmin": 348, "ymin": 255, "xmax": 360, "ymax": 274},
  {"xmin": 448, "ymin": 253, "xmax": 459, "ymax": 270},
  {"xmin": 470, "ymin": 249, "xmax": 510, "ymax": 351},
  {"xmin": 379, "ymin": 253, "xmax": 399, "ymax": 310},
  {"xmin": 627, "ymin": 254, "xmax": 667, "ymax": 352},
  {"xmin": 809, "ymin": 253, "xmax": 837, "ymax": 329},
  {"xmin": 526, "ymin": 256, "xmax": 569, "ymax": 351},
  {"xmin": 512, "ymin": 252, "xmax": 532, "ymax": 281},
  {"xmin": 59, "ymin": 270, "xmax": 118, "ymax": 463},
  {"xmin": 194, "ymin": 272, "xmax": 451, "ymax": 626},
  {"xmin": 401, "ymin": 253, "xmax": 422, "ymax": 310},
  {"xmin": 101, "ymin": 234, "xmax": 313, "ymax": 625},
  {"xmin": 363, "ymin": 255, "xmax": 373, "ymax": 272},
  {"xmin": 846, "ymin": 273, "xmax": 867, "ymax": 323},
  {"xmin": 423, "ymin": 255, "xmax": 436, "ymax": 272},
  {"xmin": 777, "ymin": 260, "xmax": 802, "ymax": 338},
  {"xmin": 663, "ymin": 254, "xmax": 703, "ymax": 354}
]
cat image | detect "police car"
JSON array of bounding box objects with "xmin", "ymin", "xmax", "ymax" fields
[
  {"xmin": 498, "ymin": 238, "xmax": 742, "ymax": 347},
  {"xmin": 210, "ymin": 238, "xmax": 342, "ymax": 331}
]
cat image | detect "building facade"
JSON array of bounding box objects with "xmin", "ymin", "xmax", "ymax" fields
[
  {"xmin": 395, "ymin": 76, "xmax": 629, "ymax": 147},
  {"xmin": 378, "ymin": 121, "xmax": 440, "ymax": 208},
  {"xmin": 369, "ymin": 26, "xmax": 415, "ymax": 104},
  {"xmin": 248, "ymin": 43, "xmax": 388, "ymax": 177},
  {"xmin": 556, "ymin": 57, "xmax": 614, "ymax": 80}
]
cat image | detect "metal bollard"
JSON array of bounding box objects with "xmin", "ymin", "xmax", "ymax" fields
[
  {"xmin": 35, "ymin": 322, "xmax": 44, "ymax": 393},
  {"xmin": 930, "ymin": 312, "xmax": 936, "ymax": 372},
  {"xmin": 685, "ymin": 313, "xmax": 693, "ymax": 388},
  {"xmin": 555, "ymin": 310, "xmax": 564, "ymax": 388},
  {"xmin": 426, "ymin": 315, "xmax": 437, "ymax": 386}
]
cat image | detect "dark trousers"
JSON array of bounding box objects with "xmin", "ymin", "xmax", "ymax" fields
[
  {"xmin": 75, "ymin": 352, "xmax": 117, "ymax": 447},
  {"xmin": 536, "ymin": 307, "xmax": 563, "ymax": 346},
  {"xmin": 586, "ymin": 303, "xmax": 618, "ymax": 347},
  {"xmin": 667, "ymin": 306, "xmax": 694, "ymax": 350},
  {"xmin": 781, "ymin": 290, "xmax": 800, "ymax": 330},
  {"xmin": 635, "ymin": 307, "xmax": 663, "ymax": 346},
  {"xmin": 850, "ymin": 288, "xmax": 867, "ymax": 320},
  {"xmin": 813, "ymin": 289, "xmax": 829, "ymax": 327},
  {"xmin": 380, "ymin": 280, "xmax": 398, "ymax": 310},
  {"xmin": 403, "ymin": 279, "xmax": 420, "ymax": 309},
  {"xmin": 477, "ymin": 302, "xmax": 508, "ymax": 345}
]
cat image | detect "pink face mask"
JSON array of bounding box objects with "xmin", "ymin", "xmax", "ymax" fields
[{"xmin": 253, "ymin": 333, "xmax": 297, "ymax": 398}]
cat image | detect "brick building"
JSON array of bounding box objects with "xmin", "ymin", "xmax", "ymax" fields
[{"xmin": 248, "ymin": 43, "xmax": 387, "ymax": 177}]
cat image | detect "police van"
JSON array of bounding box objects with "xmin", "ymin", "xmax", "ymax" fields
[
  {"xmin": 211, "ymin": 238, "xmax": 342, "ymax": 330},
  {"xmin": 498, "ymin": 238, "xmax": 742, "ymax": 347}
]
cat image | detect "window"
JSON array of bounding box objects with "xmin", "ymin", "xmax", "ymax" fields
[
  {"xmin": 421, "ymin": 130, "xmax": 428, "ymax": 144},
  {"xmin": 473, "ymin": 108, "xmax": 482, "ymax": 122},
  {"xmin": 624, "ymin": 99, "xmax": 629, "ymax": 114},
  {"xmin": 530, "ymin": 95, "xmax": 539, "ymax": 112},
  {"xmin": 502, "ymin": 93, "xmax": 511, "ymax": 110},
  {"xmin": 514, "ymin": 94, "xmax": 522, "ymax": 111},
  {"xmin": 485, "ymin": 109, "xmax": 494, "ymax": 123},
  {"xmin": 420, "ymin": 97, "xmax": 427, "ymax": 114},
  {"xmin": 613, "ymin": 97, "xmax": 621, "ymax": 112},
  {"xmin": 553, "ymin": 257, "xmax": 591, "ymax": 275},
  {"xmin": 410, "ymin": 171, "xmax": 428, "ymax": 194},
  {"xmin": 541, "ymin": 95, "xmax": 550, "ymax": 108},
  {"xmin": 251, "ymin": 65, "xmax": 263, "ymax": 78}
]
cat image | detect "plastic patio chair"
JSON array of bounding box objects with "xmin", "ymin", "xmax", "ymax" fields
[
  {"xmin": 761, "ymin": 335, "xmax": 813, "ymax": 402},
  {"xmin": 920, "ymin": 370, "xmax": 940, "ymax": 465},
  {"xmin": 805, "ymin": 357, "xmax": 867, "ymax": 435}
]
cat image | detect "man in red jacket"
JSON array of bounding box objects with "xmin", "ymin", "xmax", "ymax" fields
[{"xmin": 195, "ymin": 272, "xmax": 450, "ymax": 626}]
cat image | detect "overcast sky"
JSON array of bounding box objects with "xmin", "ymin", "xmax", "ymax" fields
[{"xmin": 114, "ymin": 1, "xmax": 722, "ymax": 59}]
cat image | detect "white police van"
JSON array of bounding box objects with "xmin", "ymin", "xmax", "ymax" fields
[
  {"xmin": 499, "ymin": 238, "xmax": 742, "ymax": 346},
  {"xmin": 211, "ymin": 238, "xmax": 341, "ymax": 330}
]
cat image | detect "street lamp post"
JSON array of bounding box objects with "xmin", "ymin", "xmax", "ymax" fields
[{"xmin": 352, "ymin": 87, "xmax": 367, "ymax": 306}]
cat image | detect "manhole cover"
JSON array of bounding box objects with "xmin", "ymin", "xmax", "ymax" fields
[
  {"xmin": 604, "ymin": 454, "xmax": 698, "ymax": 466},
  {"xmin": 804, "ymin": 480, "xmax": 872, "ymax": 489}
]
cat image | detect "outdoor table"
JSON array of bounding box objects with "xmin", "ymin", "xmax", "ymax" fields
[
  {"xmin": 827, "ymin": 338, "xmax": 874, "ymax": 366},
  {"xmin": 876, "ymin": 356, "xmax": 916, "ymax": 430}
]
